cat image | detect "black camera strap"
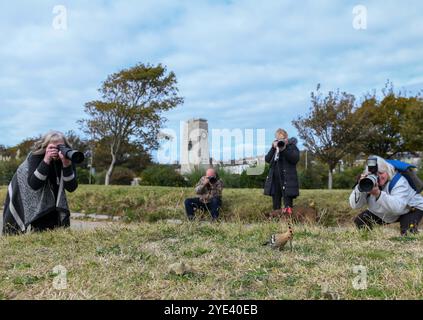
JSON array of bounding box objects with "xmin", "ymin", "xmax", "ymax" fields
[{"xmin": 53, "ymin": 161, "xmax": 61, "ymax": 185}]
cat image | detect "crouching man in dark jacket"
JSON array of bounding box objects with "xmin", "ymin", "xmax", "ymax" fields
[
  {"xmin": 184, "ymin": 168, "xmax": 224, "ymax": 221},
  {"xmin": 264, "ymin": 128, "xmax": 300, "ymax": 216}
]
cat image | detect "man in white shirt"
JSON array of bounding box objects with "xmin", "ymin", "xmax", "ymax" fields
[{"xmin": 349, "ymin": 156, "xmax": 423, "ymax": 235}]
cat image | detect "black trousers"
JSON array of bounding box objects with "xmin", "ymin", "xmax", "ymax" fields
[
  {"xmin": 354, "ymin": 209, "xmax": 423, "ymax": 235},
  {"xmin": 272, "ymin": 195, "xmax": 293, "ymax": 210},
  {"xmin": 271, "ymin": 170, "xmax": 294, "ymax": 210},
  {"xmin": 184, "ymin": 197, "xmax": 222, "ymax": 220},
  {"xmin": 31, "ymin": 211, "xmax": 70, "ymax": 232}
]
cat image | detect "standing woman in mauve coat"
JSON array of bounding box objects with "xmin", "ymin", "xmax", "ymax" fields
[{"xmin": 264, "ymin": 128, "xmax": 300, "ymax": 215}]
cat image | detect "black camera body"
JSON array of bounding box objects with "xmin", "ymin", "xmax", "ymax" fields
[
  {"xmin": 57, "ymin": 144, "xmax": 85, "ymax": 164},
  {"xmin": 207, "ymin": 176, "xmax": 217, "ymax": 184},
  {"xmin": 366, "ymin": 157, "xmax": 378, "ymax": 175},
  {"xmin": 358, "ymin": 157, "xmax": 379, "ymax": 192},
  {"xmin": 277, "ymin": 140, "xmax": 285, "ymax": 148}
]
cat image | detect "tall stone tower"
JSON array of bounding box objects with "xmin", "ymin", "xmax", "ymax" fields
[{"xmin": 180, "ymin": 118, "xmax": 210, "ymax": 174}]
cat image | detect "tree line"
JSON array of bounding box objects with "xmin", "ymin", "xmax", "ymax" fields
[
  {"xmin": 0, "ymin": 62, "xmax": 422, "ymax": 189},
  {"xmin": 293, "ymin": 81, "xmax": 423, "ymax": 189}
]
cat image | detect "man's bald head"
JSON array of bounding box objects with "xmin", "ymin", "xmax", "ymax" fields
[{"xmin": 206, "ymin": 168, "xmax": 216, "ymax": 177}]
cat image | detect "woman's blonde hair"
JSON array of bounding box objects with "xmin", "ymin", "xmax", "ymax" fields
[
  {"xmin": 32, "ymin": 131, "xmax": 72, "ymax": 155},
  {"xmin": 275, "ymin": 128, "xmax": 288, "ymax": 140}
]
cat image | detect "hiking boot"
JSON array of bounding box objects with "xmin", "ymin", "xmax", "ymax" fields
[{"xmin": 283, "ymin": 207, "xmax": 293, "ymax": 216}]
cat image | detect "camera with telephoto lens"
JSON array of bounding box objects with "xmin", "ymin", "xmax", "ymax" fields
[
  {"xmin": 358, "ymin": 157, "xmax": 379, "ymax": 192},
  {"xmin": 57, "ymin": 144, "xmax": 85, "ymax": 164},
  {"xmin": 277, "ymin": 140, "xmax": 285, "ymax": 148},
  {"xmin": 207, "ymin": 176, "xmax": 217, "ymax": 184}
]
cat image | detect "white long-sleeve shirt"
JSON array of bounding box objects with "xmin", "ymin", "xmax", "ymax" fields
[{"xmin": 349, "ymin": 175, "xmax": 423, "ymax": 223}]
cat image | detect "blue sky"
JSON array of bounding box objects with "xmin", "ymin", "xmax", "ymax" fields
[{"xmin": 1, "ymin": 0, "xmax": 422, "ymax": 160}]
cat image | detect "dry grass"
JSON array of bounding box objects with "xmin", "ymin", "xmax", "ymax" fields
[
  {"xmin": 0, "ymin": 221, "xmax": 422, "ymax": 300},
  {"xmin": 0, "ymin": 185, "xmax": 357, "ymax": 225}
]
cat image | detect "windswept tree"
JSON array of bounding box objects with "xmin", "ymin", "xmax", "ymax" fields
[
  {"xmin": 356, "ymin": 83, "xmax": 423, "ymax": 158},
  {"xmin": 292, "ymin": 85, "xmax": 365, "ymax": 189},
  {"xmin": 92, "ymin": 137, "xmax": 152, "ymax": 174},
  {"xmin": 400, "ymin": 95, "xmax": 423, "ymax": 153},
  {"xmin": 79, "ymin": 63, "xmax": 183, "ymax": 185}
]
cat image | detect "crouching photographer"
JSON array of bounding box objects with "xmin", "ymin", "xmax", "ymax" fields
[
  {"xmin": 184, "ymin": 168, "xmax": 224, "ymax": 221},
  {"xmin": 3, "ymin": 131, "xmax": 83, "ymax": 235},
  {"xmin": 350, "ymin": 155, "xmax": 423, "ymax": 235}
]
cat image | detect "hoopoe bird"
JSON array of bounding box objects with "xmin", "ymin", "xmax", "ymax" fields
[{"xmin": 263, "ymin": 223, "xmax": 293, "ymax": 251}]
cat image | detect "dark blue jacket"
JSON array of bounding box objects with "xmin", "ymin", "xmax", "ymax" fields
[{"xmin": 264, "ymin": 138, "xmax": 300, "ymax": 198}]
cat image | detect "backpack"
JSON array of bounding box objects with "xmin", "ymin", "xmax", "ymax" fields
[{"xmin": 386, "ymin": 159, "xmax": 423, "ymax": 193}]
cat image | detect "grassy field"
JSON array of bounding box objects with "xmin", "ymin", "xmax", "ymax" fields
[
  {"xmin": 1, "ymin": 186, "xmax": 422, "ymax": 300},
  {"xmin": 0, "ymin": 185, "xmax": 358, "ymax": 226},
  {"xmin": 0, "ymin": 221, "xmax": 422, "ymax": 300}
]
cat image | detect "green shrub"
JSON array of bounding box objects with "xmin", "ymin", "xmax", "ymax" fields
[
  {"xmin": 215, "ymin": 168, "xmax": 241, "ymax": 188},
  {"xmin": 93, "ymin": 167, "xmax": 135, "ymax": 185},
  {"xmin": 333, "ymin": 166, "xmax": 363, "ymax": 189},
  {"xmin": 298, "ymin": 164, "xmax": 328, "ymax": 189},
  {"xmin": 183, "ymin": 167, "xmax": 204, "ymax": 187},
  {"xmin": 110, "ymin": 166, "xmax": 136, "ymax": 185},
  {"xmin": 0, "ymin": 159, "xmax": 21, "ymax": 185},
  {"xmin": 298, "ymin": 164, "xmax": 364, "ymax": 190},
  {"xmin": 94, "ymin": 170, "xmax": 107, "ymax": 185},
  {"xmin": 240, "ymin": 164, "xmax": 269, "ymax": 188},
  {"xmin": 141, "ymin": 164, "xmax": 187, "ymax": 187},
  {"xmin": 76, "ymin": 168, "xmax": 92, "ymax": 184}
]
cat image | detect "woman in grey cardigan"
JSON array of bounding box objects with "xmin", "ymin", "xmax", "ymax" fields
[{"xmin": 3, "ymin": 131, "xmax": 78, "ymax": 235}]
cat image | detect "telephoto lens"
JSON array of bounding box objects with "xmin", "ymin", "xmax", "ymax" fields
[
  {"xmin": 358, "ymin": 174, "xmax": 378, "ymax": 192},
  {"xmin": 277, "ymin": 140, "xmax": 285, "ymax": 148},
  {"xmin": 57, "ymin": 145, "xmax": 85, "ymax": 164}
]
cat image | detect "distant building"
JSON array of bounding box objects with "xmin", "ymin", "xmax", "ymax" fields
[
  {"xmin": 210, "ymin": 156, "xmax": 266, "ymax": 174},
  {"xmin": 178, "ymin": 118, "xmax": 266, "ymax": 175},
  {"xmin": 180, "ymin": 118, "xmax": 211, "ymax": 174}
]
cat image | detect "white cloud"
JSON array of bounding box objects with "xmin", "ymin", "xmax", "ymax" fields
[{"xmin": 1, "ymin": 0, "xmax": 422, "ymax": 151}]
